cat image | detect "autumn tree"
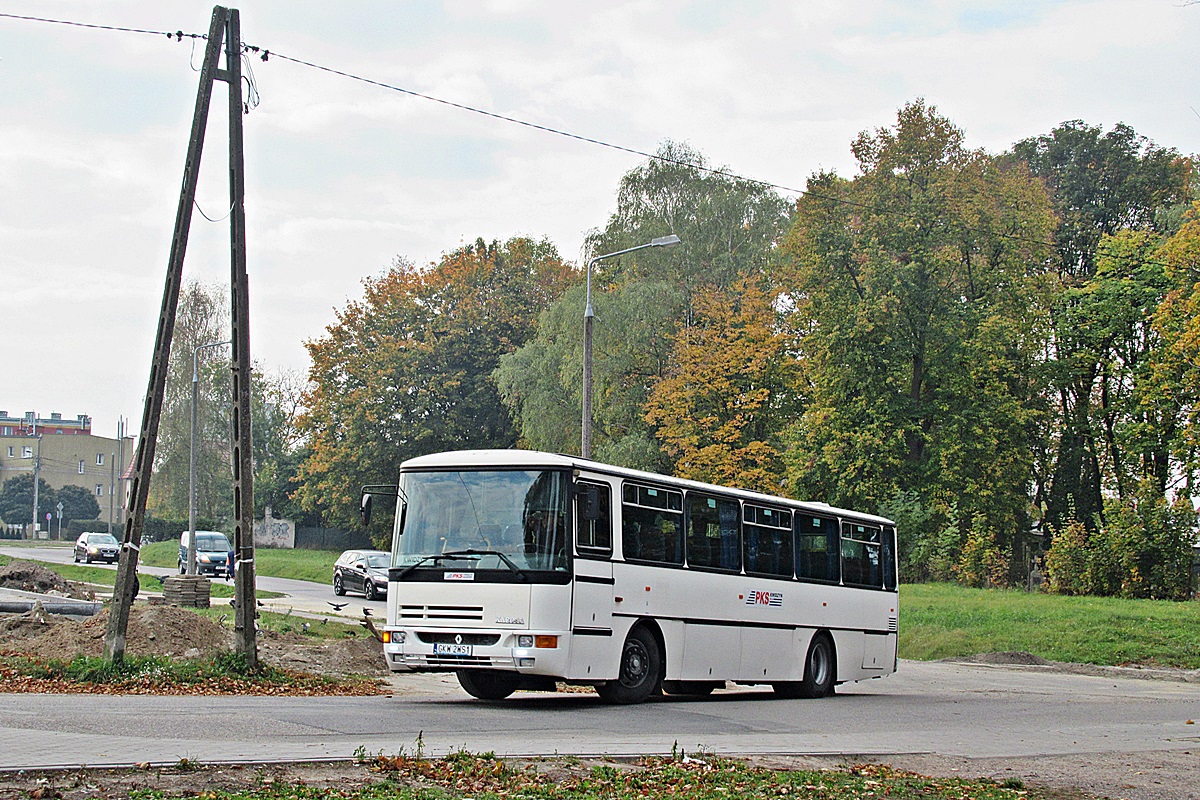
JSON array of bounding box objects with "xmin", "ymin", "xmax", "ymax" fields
[
  {"xmin": 780, "ymin": 100, "xmax": 1057, "ymax": 581},
  {"xmin": 296, "ymin": 237, "xmax": 574, "ymax": 529},
  {"xmin": 644, "ymin": 278, "xmax": 799, "ymax": 489}
]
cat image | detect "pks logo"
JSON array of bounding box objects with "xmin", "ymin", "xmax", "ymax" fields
[{"xmin": 746, "ymin": 589, "xmax": 783, "ymax": 607}]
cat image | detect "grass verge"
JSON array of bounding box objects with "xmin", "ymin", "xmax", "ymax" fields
[
  {"xmin": 115, "ymin": 753, "xmax": 1048, "ymax": 799},
  {"xmin": 190, "ymin": 606, "xmax": 370, "ymax": 640},
  {"xmin": 0, "ymin": 554, "xmax": 282, "ymax": 600},
  {"xmin": 900, "ymin": 582, "xmax": 1200, "ymax": 668},
  {"xmin": 140, "ymin": 541, "xmax": 339, "ymax": 584}
]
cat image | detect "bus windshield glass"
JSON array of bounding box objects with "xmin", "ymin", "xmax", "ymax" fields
[{"xmin": 394, "ymin": 469, "xmax": 569, "ymax": 573}]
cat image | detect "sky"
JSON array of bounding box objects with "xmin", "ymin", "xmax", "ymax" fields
[{"xmin": 1, "ymin": 0, "xmax": 1198, "ymax": 438}]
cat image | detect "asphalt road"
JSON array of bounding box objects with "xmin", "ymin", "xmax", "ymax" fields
[
  {"xmin": 0, "ymin": 660, "xmax": 1197, "ymax": 772},
  {"xmin": 0, "ymin": 544, "xmax": 386, "ymax": 619}
]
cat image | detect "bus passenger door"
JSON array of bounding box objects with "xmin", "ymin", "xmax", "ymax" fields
[{"xmin": 569, "ymin": 481, "xmax": 616, "ymax": 680}]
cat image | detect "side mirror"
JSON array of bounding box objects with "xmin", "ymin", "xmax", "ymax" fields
[
  {"xmin": 360, "ymin": 493, "xmax": 373, "ymax": 526},
  {"xmin": 581, "ymin": 486, "xmax": 601, "ymax": 521}
]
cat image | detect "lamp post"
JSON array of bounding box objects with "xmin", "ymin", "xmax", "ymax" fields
[
  {"xmin": 188, "ymin": 340, "xmax": 231, "ymax": 575},
  {"xmin": 582, "ymin": 234, "xmax": 680, "ymax": 459}
]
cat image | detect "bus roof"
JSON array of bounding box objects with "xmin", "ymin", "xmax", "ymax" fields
[{"xmin": 398, "ymin": 449, "xmax": 895, "ymax": 527}]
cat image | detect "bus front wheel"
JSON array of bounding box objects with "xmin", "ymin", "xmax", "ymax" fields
[
  {"xmin": 774, "ymin": 633, "xmax": 836, "ymax": 699},
  {"xmin": 456, "ymin": 669, "xmax": 521, "ymax": 700},
  {"xmin": 597, "ymin": 626, "xmax": 661, "ymax": 705}
]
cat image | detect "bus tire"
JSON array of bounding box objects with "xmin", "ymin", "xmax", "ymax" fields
[
  {"xmin": 775, "ymin": 633, "xmax": 836, "ymax": 699},
  {"xmin": 597, "ymin": 625, "xmax": 661, "ymax": 705},
  {"xmin": 662, "ymin": 680, "xmax": 719, "ymax": 697},
  {"xmin": 456, "ymin": 669, "xmax": 521, "ymax": 700}
]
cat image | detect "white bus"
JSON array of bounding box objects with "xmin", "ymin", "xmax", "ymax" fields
[{"xmin": 363, "ymin": 449, "xmax": 898, "ymax": 704}]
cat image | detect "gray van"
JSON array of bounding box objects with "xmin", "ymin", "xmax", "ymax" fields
[{"xmin": 178, "ymin": 530, "xmax": 233, "ymax": 577}]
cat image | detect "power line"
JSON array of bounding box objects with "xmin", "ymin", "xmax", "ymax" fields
[
  {"xmin": 3, "ymin": 11, "xmax": 1183, "ymax": 270},
  {"xmin": 0, "ymin": 11, "xmax": 202, "ymax": 41}
]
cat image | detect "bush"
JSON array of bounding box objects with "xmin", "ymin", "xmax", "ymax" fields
[{"xmin": 1045, "ymin": 481, "xmax": 1196, "ymax": 600}]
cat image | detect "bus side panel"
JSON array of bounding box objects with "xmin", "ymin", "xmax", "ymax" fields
[
  {"xmin": 679, "ymin": 623, "xmax": 741, "ymax": 681},
  {"xmin": 739, "ymin": 626, "xmax": 803, "ymax": 682},
  {"xmin": 567, "ymin": 559, "xmax": 619, "ymax": 681},
  {"xmin": 830, "ymin": 629, "xmax": 864, "ymax": 683}
]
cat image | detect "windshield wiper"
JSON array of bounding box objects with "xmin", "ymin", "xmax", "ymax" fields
[
  {"xmin": 442, "ymin": 549, "xmax": 527, "ymax": 580},
  {"xmin": 396, "ymin": 551, "xmax": 480, "ymax": 579},
  {"xmin": 395, "ymin": 548, "xmax": 525, "ymax": 580}
]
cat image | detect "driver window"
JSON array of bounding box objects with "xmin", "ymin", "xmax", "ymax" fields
[{"xmin": 575, "ymin": 481, "xmax": 612, "ymax": 557}]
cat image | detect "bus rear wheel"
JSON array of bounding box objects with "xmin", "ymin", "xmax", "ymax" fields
[
  {"xmin": 774, "ymin": 633, "xmax": 836, "ymax": 699},
  {"xmin": 597, "ymin": 626, "xmax": 661, "ymax": 705},
  {"xmin": 456, "ymin": 669, "xmax": 521, "ymax": 700}
]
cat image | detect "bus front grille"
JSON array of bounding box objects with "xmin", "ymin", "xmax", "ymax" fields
[
  {"xmin": 398, "ymin": 605, "xmax": 485, "ymax": 621},
  {"xmin": 417, "ymin": 632, "xmax": 501, "ymax": 646}
]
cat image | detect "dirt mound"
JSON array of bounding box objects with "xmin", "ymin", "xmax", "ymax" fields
[
  {"xmin": 949, "ymin": 651, "xmax": 1051, "ymax": 666},
  {"xmin": 0, "ymin": 560, "xmax": 87, "ymax": 598},
  {"xmin": 16, "ymin": 604, "xmax": 234, "ymax": 662},
  {"xmin": 0, "ymin": 602, "xmax": 387, "ymax": 676},
  {"xmin": 258, "ymin": 627, "xmax": 388, "ymax": 676}
]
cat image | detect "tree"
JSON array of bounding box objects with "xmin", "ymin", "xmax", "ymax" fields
[
  {"xmin": 0, "ymin": 474, "xmax": 56, "ymax": 527},
  {"xmin": 252, "ymin": 367, "xmax": 311, "ymax": 522},
  {"xmin": 644, "ymin": 278, "xmax": 799, "ymax": 489},
  {"xmin": 56, "ymin": 485, "xmax": 101, "ymax": 525},
  {"xmin": 1012, "ymin": 122, "xmax": 1191, "ymax": 533},
  {"xmin": 296, "ymin": 236, "xmax": 574, "ymax": 529},
  {"xmin": 497, "ymin": 142, "xmax": 792, "ymax": 471},
  {"xmin": 146, "ymin": 280, "xmax": 233, "ymax": 521},
  {"xmin": 779, "ymin": 100, "xmax": 1057, "ymax": 581}
]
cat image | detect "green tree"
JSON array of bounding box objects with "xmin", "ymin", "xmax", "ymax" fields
[
  {"xmin": 779, "ymin": 100, "xmax": 1057, "ymax": 582},
  {"xmin": 146, "ymin": 280, "xmax": 233, "ymax": 522},
  {"xmin": 56, "ymin": 484, "xmax": 101, "ymax": 525},
  {"xmin": 252, "ymin": 367, "xmax": 311, "ymax": 522},
  {"xmin": 0, "ymin": 474, "xmax": 56, "ymax": 527},
  {"xmin": 296, "ymin": 237, "xmax": 574, "ymax": 529},
  {"xmin": 1012, "ymin": 122, "xmax": 1191, "ymax": 533}
]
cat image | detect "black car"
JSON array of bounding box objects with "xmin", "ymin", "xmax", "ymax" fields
[
  {"xmin": 73, "ymin": 532, "xmax": 120, "ymax": 564},
  {"xmin": 333, "ymin": 549, "xmax": 390, "ymax": 600}
]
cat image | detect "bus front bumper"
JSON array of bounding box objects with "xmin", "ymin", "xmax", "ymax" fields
[{"xmin": 382, "ymin": 627, "xmax": 569, "ymax": 675}]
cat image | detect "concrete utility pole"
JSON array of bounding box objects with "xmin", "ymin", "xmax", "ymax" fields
[{"xmin": 106, "ymin": 6, "xmax": 259, "ymax": 668}]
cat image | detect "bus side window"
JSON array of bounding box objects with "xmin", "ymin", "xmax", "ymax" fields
[
  {"xmin": 744, "ymin": 505, "xmax": 793, "ymax": 578},
  {"xmin": 685, "ymin": 493, "xmax": 740, "ymax": 572},
  {"xmin": 841, "ymin": 522, "xmax": 882, "ymax": 588},
  {"xmin": 575, "ymin": 482, "xmax": 612, "ymax": 556},
  {"xmin": 797, "ymin": 514, "xmax": 839, "ymax": 583},
  {"xmin": 882, "ymin": 525, "xmax": 897, "ymax": 591},
  {"xmin": 622, "ymin": 483, "xmax": 683, "ymax": 566}
]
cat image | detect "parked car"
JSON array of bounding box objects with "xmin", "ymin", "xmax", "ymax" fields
[
  {"xmin": 73, "ymin": 532, "xmax": 119, "ymax": 564},
  {"xmin": 333, "ymin": 549, "xmax": 390, "ymax": 600},
  {"xmin": 178, "ymin": 530, "xmax": 233, "ymax": 576}
]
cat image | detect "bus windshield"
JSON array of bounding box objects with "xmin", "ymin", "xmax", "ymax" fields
[{"xmin": 394, "ymin": 469, "xmax": 569, "ymax": 573}]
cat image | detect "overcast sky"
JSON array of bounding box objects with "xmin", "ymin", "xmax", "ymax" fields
[{"xmin": 2, "ymin": 0, "xmax": 1197, "ymax": 438}]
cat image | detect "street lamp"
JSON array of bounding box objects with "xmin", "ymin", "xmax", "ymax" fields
[
  {"xmin": 188, "ymin": 340, "xmax": 231, "ymax": 575},
  {"xmin": 582, "ymin": 234, "xmax": 680, "ymax": 459}
]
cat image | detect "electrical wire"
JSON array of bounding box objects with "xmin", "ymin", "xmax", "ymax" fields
[{"xmin": 0, "ymin": 11, "xmax": 202, "ymax": 41}]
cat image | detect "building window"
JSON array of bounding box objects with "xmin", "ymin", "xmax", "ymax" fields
[
  {"xmin": 22, "ymin": 446, "xmax": 32, "ymax": 459},
  {"xmin": 95, "ymin": 485, "xmax": 104, "ymax": 496},
  {"xmin": 79, "ymin": 460, "xmax": 85, "ymax": 474},
  {"xmin": 1, "ymin": 426, "xmax": 11, "ymax": 436},
  {"xmin": 6, "ymin": 446, "xmax": 12, "ymax": 458},
  {"xmin": 96, "ymin": 453, "xmax": 105, "ymax": 466}
]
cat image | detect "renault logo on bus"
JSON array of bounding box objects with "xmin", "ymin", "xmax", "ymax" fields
[
  {"xmin": 746, "ymin": 589, "xmax": 783, "ymax": 607},
  {"xmin": 454, "ymin": 634, "xmax": 463, "ymax": 645}
]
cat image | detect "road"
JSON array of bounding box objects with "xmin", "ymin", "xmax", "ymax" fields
[
  {"xmin": 0, "ymin": 660, "xmax": 1197, "ymax": 773},
  {"xmin": 0, "ymin": 544, "xmax": 386, "ymax": 619}
]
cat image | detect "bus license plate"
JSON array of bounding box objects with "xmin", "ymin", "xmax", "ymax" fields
[{"xmin": 433, "ymin": 643, "xmax": 472, "ymax": 656}]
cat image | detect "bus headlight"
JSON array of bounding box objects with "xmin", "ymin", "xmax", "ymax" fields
[
  {"xmin": 383, "ymin": 630, "xmax": 404, "ymax": 644},
  {"xmin": 517, "ymin": 635, "xmax": 534, "ymax": 648}
]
